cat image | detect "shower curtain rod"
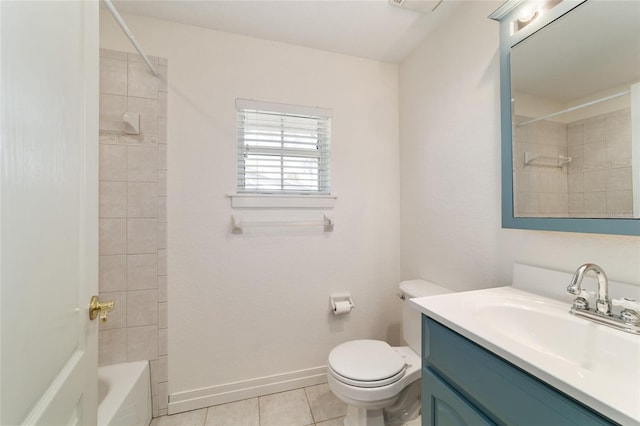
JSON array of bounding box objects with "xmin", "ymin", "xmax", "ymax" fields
[
  {"xmin": 102, "ymin": 0, "xmax": 159, "ymax": 77},
  {"xmin": 516, "ymin": 89, "xmax": 630, "ymax": 127}
]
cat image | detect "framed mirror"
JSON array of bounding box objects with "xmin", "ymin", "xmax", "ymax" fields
[{"xmin": 491, "ymin": 0, "xmax": 640, "ymax": 235}]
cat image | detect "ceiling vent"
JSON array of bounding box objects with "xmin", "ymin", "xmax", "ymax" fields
[
  {"xmin": 388, "ymin": 0, "xmax": 406, "ymax": 8},
  {"xmin": 388, "ymin": 0, "xmax": 444, "ymax": 13}
]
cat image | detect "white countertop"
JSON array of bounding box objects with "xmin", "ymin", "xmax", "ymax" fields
[{"xmin": 410, "ymin": 286, "xmax": 640, "ymax": 425}]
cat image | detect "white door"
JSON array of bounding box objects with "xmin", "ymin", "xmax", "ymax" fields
[{"xmin": 1, "ymin": 1, "xmax": 99, "ymax": 425}]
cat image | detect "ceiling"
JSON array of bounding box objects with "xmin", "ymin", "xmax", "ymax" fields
[{"xmin": 111, "ymin": 0, "xmax": 462, "ymax": 63}]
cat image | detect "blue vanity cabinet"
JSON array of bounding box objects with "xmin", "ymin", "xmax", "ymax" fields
[{"xmin": 421, "ymin": 317, "xmax": 616, "ymax": 426}]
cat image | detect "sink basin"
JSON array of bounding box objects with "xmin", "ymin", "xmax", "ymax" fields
[
  {"xmin": 410, "ymin": 286, "xmax": 640, "ymax": 426},
  {"xmin": 473, "ymin": 298, "xmax": 639, "ymax": 381}
]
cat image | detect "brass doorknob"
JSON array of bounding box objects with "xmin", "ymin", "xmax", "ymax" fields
[{"xmin": 89, "ymin": 296, "xmax": 114, "ymax": 322}]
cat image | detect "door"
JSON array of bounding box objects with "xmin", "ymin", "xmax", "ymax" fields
[
  {"xmin": 423, "ymin": 369, "xmax": 495, "ymax": 426},
  {"xmin": 1, "ymin": 1, "xmax": 99, "ymax": 425}
]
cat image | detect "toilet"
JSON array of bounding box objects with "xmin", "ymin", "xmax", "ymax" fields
[{"xmin": 327, "ymin": 280, "xmax": 453, "ymax": 426}]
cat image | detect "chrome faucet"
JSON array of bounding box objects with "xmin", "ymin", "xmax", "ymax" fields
[
  {"xmin": 567, "ymin": 263, "xmax": 611, "ymax": 316},
  {"xmin": 567, "ymin": 263, "xmax": 640, "ymax": 334}
]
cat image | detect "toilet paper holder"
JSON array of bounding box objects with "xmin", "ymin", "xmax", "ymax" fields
[{"xmin": 330, "ymin": 293, "xmax": 355, "ymax": 314}]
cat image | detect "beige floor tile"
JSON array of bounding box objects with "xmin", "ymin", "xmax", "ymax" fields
[
  {"xmin": 304, "ymin": 383, "xmax": 347, "ymax": 423},
  {"xmin": 259, "ymin": 389, "xmax": 314, "ymax": 426},
  {"xmin": 150, "ymin": 408, "xmax": 207, "ymax": 426},
  {"xmin": 205, "ymin": 398, "xmax": 259, "ymax": 426},
  {"xmin": 316, "ymin": 418, "xmax": 344, "ymax": 426}
]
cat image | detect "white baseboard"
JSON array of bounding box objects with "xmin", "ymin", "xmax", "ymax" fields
[{"xmin": 168, "ymin": 365, "xmax": 328, "ymax": 415}]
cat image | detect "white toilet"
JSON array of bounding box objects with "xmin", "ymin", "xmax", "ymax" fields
[{"xmin": 327, "ymin": 280, "xmax": 453, "ymax": 426}]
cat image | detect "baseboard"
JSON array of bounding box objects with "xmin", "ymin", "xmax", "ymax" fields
[{"xmin": 167, "ymin": 365, "xmax": 328, "ymax": 414}]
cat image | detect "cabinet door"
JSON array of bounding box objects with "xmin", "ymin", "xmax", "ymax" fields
[{"xmin": 423, "ymin": 368, "xmax": 496, "ymax": 426}]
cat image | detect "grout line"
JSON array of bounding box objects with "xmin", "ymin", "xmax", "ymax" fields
[{"xmin": 303, "ymin": 386, "xmax": 316, "ymax": 424}]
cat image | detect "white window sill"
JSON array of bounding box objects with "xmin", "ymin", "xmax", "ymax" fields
[{"xmin": 228, "ymin": 193, "xmax": 337, "ymax": 209}]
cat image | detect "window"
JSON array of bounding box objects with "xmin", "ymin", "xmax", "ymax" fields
[{"xmin": 236, "ymin": 99, "xmax": 331, "ymax": 195}]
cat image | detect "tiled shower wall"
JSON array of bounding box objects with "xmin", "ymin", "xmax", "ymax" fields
[
  {"xmin": 513, "ymin": 116, "xmax": 569, "ymax": 216},
  {"xmin": 567, "ymin": 108, "xmax": 633, "ymax": 218},
  {"xmin": 513, "ymin": 108, "xmax": 632, "ymax": 218},
  {"xmin": 97, "ymin": 48, "xmax": 169, "ymax": 417}
]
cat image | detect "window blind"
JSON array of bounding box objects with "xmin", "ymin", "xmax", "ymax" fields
[{"xmin": 236, "ymin": 99, "xmax": 331, "ymax": 194}]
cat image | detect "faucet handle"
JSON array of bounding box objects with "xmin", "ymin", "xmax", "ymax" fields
[{"xmin": 612, "ymin": 297, "xmax": 640, "ymax": 311}]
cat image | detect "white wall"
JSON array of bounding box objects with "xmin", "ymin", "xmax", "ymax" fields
[
  {"xmin": 100, "ymin": 12, "xmax": 402, "ymax": 407},
  {"xmin": 399, "ymin": 1, "xmax": 640, "ymax": 290}
]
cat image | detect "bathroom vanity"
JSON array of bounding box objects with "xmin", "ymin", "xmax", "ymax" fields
[
  {"xmin": 422, "ymin": 318, "xmax": 613, "ymax": 425},
  {"xmin": 409, "ymin": 265, "xmax": 640, "ymax": 426}
]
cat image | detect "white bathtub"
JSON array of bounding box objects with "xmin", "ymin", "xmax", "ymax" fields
[{"xmin": 98, "ymin": 361, "xmax": 152, "ymax": 426}]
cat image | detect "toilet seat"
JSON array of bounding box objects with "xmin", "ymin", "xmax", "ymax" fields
[{"xmin": 328, "ymin": 340, "xmax": 406, "ymax": 388}]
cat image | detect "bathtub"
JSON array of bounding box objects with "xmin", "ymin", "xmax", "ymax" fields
[{"xmin": 98, "ymin": 361, "xmax": 152, "ymax": 426}]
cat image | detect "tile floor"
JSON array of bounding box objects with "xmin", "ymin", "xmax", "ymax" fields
[{"xmin": 150, "ymin": 383, "xmax": 347, "ymax": 426}]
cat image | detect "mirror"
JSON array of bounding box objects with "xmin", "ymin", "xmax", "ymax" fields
[{"xmin": 493, "ymin": 0, "xmax": 640, "ymax": 235}]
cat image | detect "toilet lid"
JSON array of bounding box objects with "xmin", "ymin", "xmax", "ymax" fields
[{"xmin": 328, "ymin": 340, "xmax": 406, "ymax": 384}]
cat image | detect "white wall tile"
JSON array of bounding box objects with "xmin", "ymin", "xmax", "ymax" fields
[
  {"xmin": 127, "ymin": 289, "xmax": 158, "ymax": 327},
  {"xmin": 158, "ymin": 276, "xmax": 168, "ymax": 303},
  {"xmin": 127, "ymin": 218, "xmax": 158, "ymax": 254},
  {"xmin": 568, "ymin": 172, "xmax": 583, "ymax": 194},
  {"xmin": 607, "ymin": 167, "xmax": 632, "ymax": 191},
  {"xmin": 158, "ymin": 144, "xmax": 167, "ymax": 171},
  {"xmin": 582, "ymin": 115, "xmax": 605, "ymax": 143},
  {"xmin": 158, "ymin": 170, "xmax": 167, "ymax": 196},
  {"xmin": 150, "ymin": 359, "xmax": 159, "ymax": 396},
  {"xmin": 158, "ymin": 66, "xmax": 168, "ymax": 92},
  {"xmin": 100, "ymin": 57, "xmax": 127, "ymax": 96},
  {"xmin": 99, "ymin": 219, "xmax": 126, "ymax": 255},
  {"xmin": 98, "ymin": 52, "xmax": 168, "ymax": 415},
  {"xmin": 158, "ymin": 222, "xmax": 167, "ymax": 250},
  {"xmin": 158, "ymin": 382, "xmax": 168, "ymax": 411},
  {"xmin": 98, "ymin": 328, "xmax": 127, "ymax": 366},
  {"xmin": 158, "ymin": 328, "xmax": 168, "ymax": 355},
  {"xmin": 100, "ymin": 181, "xmax": 127, "ymax": 218},
  {"xmin": 605, "ymin": 108, "xmax": 631, "ymax": 139},
  {"xmin": 100, "ymin": 48, "xmax": 127, "ymax": 60},
  {"xmin": 100, "ymin": 94, "xmax": 127, "ymax": 132},
  {"xmin": 99, "ymin": 144, "xmax": 127, "ymax": 182},
  {"xmin": 158, "ymin": 302, "xmax": 168, "ymax": 329},
  {"xmin": 158, "ymin": 92, "xmax": 167, "ymax": 118},
  {"xmin": 583, "ymin": 141, "xmax": 606, "ymax": 169},
  {"xmin": 127, "ymin": 324, "xmax": 158, "ymax": 361},
  {"xmin": 567, "ymin": 122, "xmax": 583, "ymax": 146},
  {"xmin": 606, "ymin": 135, "xmax": 632, "ymax": 166},
  {"xmin": 158, "ymin": 118, "xmax": 167, "ymax": 144},
  {"xmin": 128, "ymin": 146, "xmax": 158, "ymax": 183},
  {"xmin": 157, "ymin": 249, "xmax": 167, "ymax": 275},
  {"xmin": 100, "ymin": 255, "xmax": 127, "ymax": 293},
  {"xmin": 583, "ymin": 169, "xmax": 606, "ymax": 192},
  {"xmin": 128, "ymin": 52, "xmax": 159, "ymax": 65},
  {"xmin": 158, "ymin": 355, "xmax": 168, "ymax": 383},
  {"xmin": 128, "ymin": 61, "xmax": 159, "ymax": 99},
  {"xmin": 584, "ymin": 191, "xmax": 607, "ymax": 215},
  {"xmin": 158, "ymin": 197, "xmax": 167, "ymax": 223},
  {"xmin": 128, "ymin": 182, "xmax": 158, "ymax": 218},
  {"xmin": 127, "ymin": 254, "xmax": 158, "ymax": 290},
  {"xmin": 607, "ymin": 190, "xmax": 633, "ymax": 216},
  {"xmin": 568, "ymin": 193, "xmax": 584, "ymax": 215}
]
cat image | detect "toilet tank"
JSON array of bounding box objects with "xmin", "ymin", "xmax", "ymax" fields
[{"xmin": 400, "ymin": 280, "xmax": 453, "ymax": 355}]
